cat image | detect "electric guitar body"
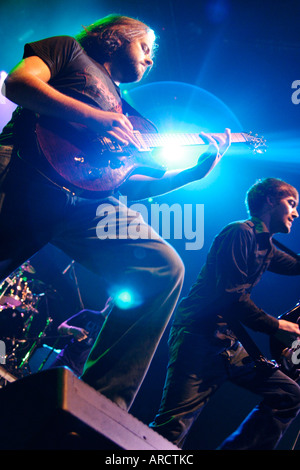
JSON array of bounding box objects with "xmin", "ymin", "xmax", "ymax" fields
[{"xmin": 35, "ymin": 115, "xmax": 165, "ymax": 198}]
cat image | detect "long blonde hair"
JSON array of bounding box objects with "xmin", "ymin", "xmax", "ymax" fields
[{"xmin": 76, "ymin": 14, "xmax": 157, "ymax": 63}]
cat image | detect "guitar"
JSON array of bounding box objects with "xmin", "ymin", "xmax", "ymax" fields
[
  {"xmin": 269, "ymin": 303, "xmax": 300, "ymax": 379},
  {"xmin": 35, "ymin": 115, "xmax": 267, "ymax": 198}
]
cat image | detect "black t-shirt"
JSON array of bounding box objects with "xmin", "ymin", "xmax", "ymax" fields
[{"xmin": 0, "ymin": 35, "xmax": 123, "ymax": 147}]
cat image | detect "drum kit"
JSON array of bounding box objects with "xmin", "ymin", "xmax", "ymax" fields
[{"xmin": 0, "ymin": 262, "xmax": 54, "ymax": 384}]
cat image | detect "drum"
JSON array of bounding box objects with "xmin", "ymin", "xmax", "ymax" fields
[
  {"xmin": 0, "ymin": 276, "xmax": 22, "ymax": 309},
  {"xmin": 0, "ymin": 275, "xmax": 37, "ymax": 313},
  {"xmin": 0, "ymin": 308, "xmax": 25, "ymax": 340}
]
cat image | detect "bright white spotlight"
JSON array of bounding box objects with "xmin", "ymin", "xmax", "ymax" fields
[{"xmin": 159, "ymin": 143, "xmax": 189, "ymax": 168}]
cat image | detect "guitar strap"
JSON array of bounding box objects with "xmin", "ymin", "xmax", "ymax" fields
[
  {"xmin": 121, "ymin": 98, "xmax": 144, "ymax": 118},
  {"xmin": 225, "ymin": 314, "xmax": 278, "ymax": 371},
  {"xmin": 121, "ymin": 98, "xmax": 159, "ymax": 132}
]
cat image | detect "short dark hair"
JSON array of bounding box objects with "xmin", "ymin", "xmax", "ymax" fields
[
  {"xmin": 75, "ymin": 14, "xmax": 157, "ymax": 64},
  {"xmin": 245, "ymin": 177, "xmax": 298, "ymax": 216}
]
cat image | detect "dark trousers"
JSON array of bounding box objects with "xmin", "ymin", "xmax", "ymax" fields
[
  {"xmin": 150, "ymin": 326, "xmax": 300, "ymax": 449},
  {"xmin": 0, "ymin": 149, "xmax": 184, "ymax": 410}
]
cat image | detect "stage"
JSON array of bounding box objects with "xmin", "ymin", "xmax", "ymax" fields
[{"xmin": 0, "ymin": 367, "xmax": 178, "ymax": 450}]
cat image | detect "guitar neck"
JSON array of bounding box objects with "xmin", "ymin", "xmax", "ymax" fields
[{"xmin": 141, "ymin": 132, "xmax": 247, "ymax": 149}]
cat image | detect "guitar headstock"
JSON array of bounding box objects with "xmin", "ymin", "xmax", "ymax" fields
[{"xmin": 242, "ymin": 132, "xmax": 267, "ymax": 154}]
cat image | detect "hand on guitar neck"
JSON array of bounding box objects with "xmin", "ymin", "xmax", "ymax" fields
[
  {"xmin": 121, "ymin": 127, "xmax": 232, "ymax": 200},
  {"xmin": 192, "ymin": 128, "xmax": 231, "ymax": 180}
]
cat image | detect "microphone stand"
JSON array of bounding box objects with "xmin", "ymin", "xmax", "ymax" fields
[{"xmin": 62, "ymin": 260, "xmax": 84, "ymax": 310}]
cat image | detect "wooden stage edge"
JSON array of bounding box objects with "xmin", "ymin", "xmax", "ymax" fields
[{"xmin": 0, "ymin": 367, "xmax": 179, "ymax": 450}]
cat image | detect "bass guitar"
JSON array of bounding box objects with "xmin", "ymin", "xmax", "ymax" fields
[
  {"xmin": 35, "ymin": 114, "xmax": 267, "ymax": 198},
  {"xmin": 269, "ymin": 303, "xmax": 300, "ymax": 379}
]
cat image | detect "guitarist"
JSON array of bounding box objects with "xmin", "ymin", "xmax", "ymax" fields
[
  {"xmin": 150, "ymin": 177, "xmax": 300, "ymax": 449},
  {"xmin": 0, "ymin": 15, "xmax": 230, "ymax": 411}
]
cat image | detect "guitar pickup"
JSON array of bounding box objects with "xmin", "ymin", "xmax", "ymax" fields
[{"xmin": 102, "ymin": 137, "xmax": 123, "ymax": 152}]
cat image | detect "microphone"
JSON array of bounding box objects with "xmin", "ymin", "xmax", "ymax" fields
[{"xmin": 62, "ymin": 260, "xmax": 75, "ymax": 275}]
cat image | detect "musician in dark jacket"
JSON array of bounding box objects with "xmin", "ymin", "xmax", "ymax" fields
[
  {"xmin": 0, "ymin": 15, "xmax": 230, "ymax": 410},
  {"xmin": 150, "ymin": 177, "xmax": 300, "ymax": 449}
]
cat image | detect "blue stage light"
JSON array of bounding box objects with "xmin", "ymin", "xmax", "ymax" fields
[{"xmin": 113, "ymin": 289, "xmax": 142, "ymax": 310}]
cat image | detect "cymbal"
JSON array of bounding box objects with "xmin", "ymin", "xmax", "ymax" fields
[
  {"xmin": 21, "ymin": 262, "xmax": 36, "ymax": 274},
  {"xmin": 0, "ymin": 295, "xmax": 22, "ymax": 307}
]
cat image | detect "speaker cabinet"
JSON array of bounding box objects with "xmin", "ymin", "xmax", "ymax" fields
[{"xmin": 0, "ymin": 367, "xmax": 177, "ymax": 450}]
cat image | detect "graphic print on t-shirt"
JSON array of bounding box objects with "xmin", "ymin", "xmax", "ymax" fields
[{"xmin": 77, "ymin": 64, "xmax": 123, "ymax": 113}]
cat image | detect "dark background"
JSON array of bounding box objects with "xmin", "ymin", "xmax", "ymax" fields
[{"xmin": 0, "ymin": 0, "xmax": 299, "ymax": 449}]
